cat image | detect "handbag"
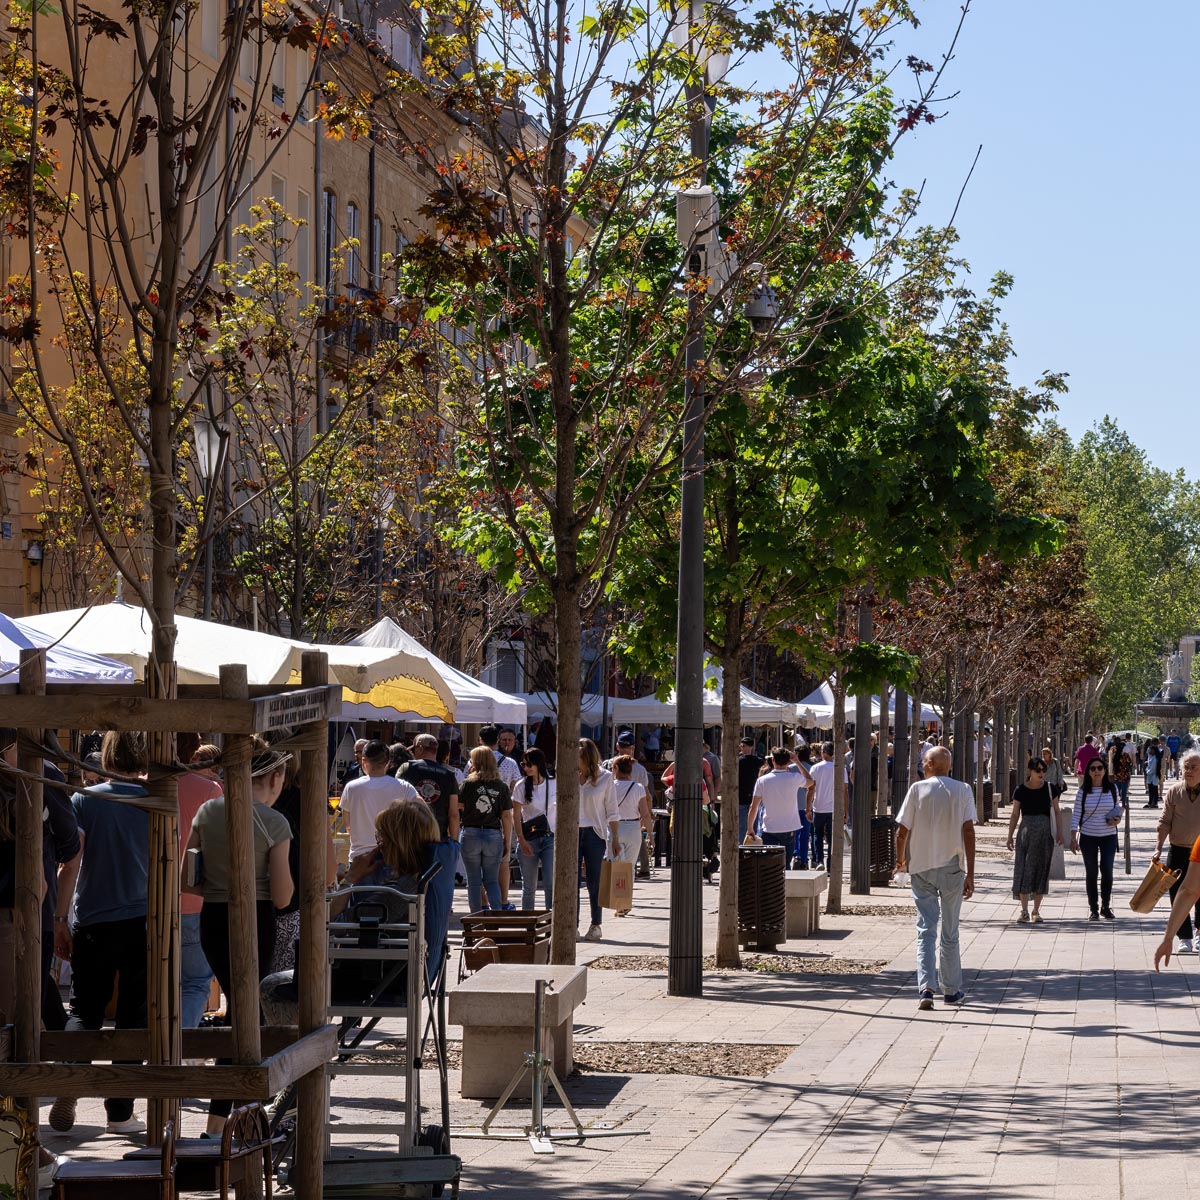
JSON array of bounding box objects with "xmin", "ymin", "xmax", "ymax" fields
[
  {"xmin": 520, "ymin": 778, "xmax": 551, "ymax": 841},
  {"xmin": 598, "ymin": 858, "xmax": 634, "ymax": 910},
  {"xmin": 1129, "ymin": 859, "xmax": 1181, "ymax": 913}
]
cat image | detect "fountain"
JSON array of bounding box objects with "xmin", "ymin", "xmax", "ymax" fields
[{"xmin": 1135, "ymin": 647, "xmax": 1200, "ymax": 724}]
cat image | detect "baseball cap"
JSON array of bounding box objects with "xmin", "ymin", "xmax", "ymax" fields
[{"xmin": 616, "ymin": 731, "xmax": 635, "ymax": 745}]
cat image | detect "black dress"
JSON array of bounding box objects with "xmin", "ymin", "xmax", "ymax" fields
[{"xmin": 1012, "ymin": 783, "xmax": 1054, "ymax": 898}]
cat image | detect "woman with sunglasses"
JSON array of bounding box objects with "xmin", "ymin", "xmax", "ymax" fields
[
  {"xmin": 1007, "ymin": 756, "xmax": 1063, "ymax": 923},
  {"xmin": 1070, "ymin": 756, "xmax": 1124, "ymax": 919}
]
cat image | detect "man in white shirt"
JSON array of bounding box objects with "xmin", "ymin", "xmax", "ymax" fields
[
  {"xmin": 339, "ymin": 740, "xmax": 418, "ymax": 861},
  {"xmin": 895, "ymin": 746, "xmax": 977, "ymax": 1010},
  {"xmin": 807, "ymin": 742, "xmax": 844, "ymax": 869},
  {"xmin": 746, "ymin": 747, "xmax": 803, "ymax": 850}
]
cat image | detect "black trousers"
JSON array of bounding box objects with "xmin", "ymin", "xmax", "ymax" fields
[
  {"xmin": 1079, "ymin": 834, "xmax": 1117, "ymax": 914},
  {"xmin": 67, "ymin": 916, "xmax": 148, "ymax": 1122},
  {"xmin": 1167, "ymin": 844, "xmax": 1200, "ymax": 941},
  {"xmin": 200, "ymin": 901, "xmax": 277, "ymax": 1118}
]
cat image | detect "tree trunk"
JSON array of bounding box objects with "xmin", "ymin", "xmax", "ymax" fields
[
  {"xmin": 716, "ymin": 642, "xmax": 742, "ymax": 968},
  {"xmin": 875, "ymin": 684, "xmax": 889, "ymax": 816},
  {"xmin": 826, "ymin": 683, "xmax": 847, "ymax": 915},
  {"xmin": 550, "ymin": 581, "xmax": 582, "ymax": 964}
]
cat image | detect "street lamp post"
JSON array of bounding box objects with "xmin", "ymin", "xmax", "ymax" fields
[{"xmin": 668, "ymin": 0, "xmax": 730, "ymax": 998}]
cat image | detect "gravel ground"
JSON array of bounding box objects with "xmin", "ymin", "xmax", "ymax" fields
[
  {"xmin": 585, "ymin": 953, "xmax": 888, "ymax": 974},
  {"xmin": 833, "ymin": 903, "xmax": 918, "ymax": 918},
  {"xmin": 359, "ymin": 1040, "xmax": 794, "ymax": 1077}
]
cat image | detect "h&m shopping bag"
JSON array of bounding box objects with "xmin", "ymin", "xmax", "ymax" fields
[{"xmin": 599, "ymin": 859, "xmax": 634, "ymax": 911}]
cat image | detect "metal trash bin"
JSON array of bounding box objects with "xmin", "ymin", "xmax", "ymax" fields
[
  {"xmin": 870, "ymin": 816, "xmax": 896, "ymax": 886},
  {"xmin": 738, "ymin": 845, "xmax": 786, "ymax": 951}
]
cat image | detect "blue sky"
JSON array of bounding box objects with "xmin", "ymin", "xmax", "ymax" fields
[{"xmin": 758, "ymin": 0, "xmax": 1200, "ymax": 479}]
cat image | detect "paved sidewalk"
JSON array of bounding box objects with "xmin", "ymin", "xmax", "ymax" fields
[{"xmin": 42, "ymin": 774, "xmax": 1194, "ymax": 1199}]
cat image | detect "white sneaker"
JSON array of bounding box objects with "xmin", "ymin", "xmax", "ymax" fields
[
  {"xmin": 105, "ymin": 1115, "xmax": 146, "ymax": 1136},
  {"xmin": 1179, "ymin": 938, "xmax": 1194, "ymax": 954},
  {"xmin": 581, "ymin": 923, "xmax": 603, "ymax": 942},
  {"xmin": 38, "ymin": 1155, "xmax": 65, "ymax": 1189}
]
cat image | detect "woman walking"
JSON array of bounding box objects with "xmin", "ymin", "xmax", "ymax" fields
[
  {"xmin": 578, "ymin": 738, "xmax": 613, "ymax": 942},
  {"xmin": 514, "ymin": 748, "xmax": 556, "ymax": 911},
  {"xmin": 1070, "ymin": 756, "xmax": 1124, "ymax": 920},
  {"xmin": 1007, "ymin": 757, "xmax": 1063, "ymax": 923},
  {"xmin": 458, "ymin": 746, "xmax": 513, "ymax": 913}
]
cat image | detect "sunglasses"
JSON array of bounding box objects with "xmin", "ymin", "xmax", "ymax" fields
[
  {"xmin": 1088, "ymin": 763, "xmax": 1106, "ymax": 771},
  {"xmin": 1030, "ymin": 764, "xmax": 1046, "ymax": 772}
]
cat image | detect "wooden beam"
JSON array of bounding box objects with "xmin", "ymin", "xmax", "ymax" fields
[
  {"xmin": 37, "ymin": 1027, "xmax": 303, "ymax": 1060},
  {"xmin": 264, "ymin": 1024, "xmax": 339, "ymax": 1094},
  {"xmin": 0, "ymin": 695, "xmax": 264, "ymax": 733},
  {"xmin": 15, "ymin": 649, "xmax": 44, "ymax": 1180},
  {"xmin": 0, "ymin": 1062, "xmax": 270, "ymax": 1100},
  {"xmin": 296, "ymin": 651, "xmax": 330, "ymax": 1200},
  {"xmin": 221, "ymin": 665, "xmax": 261, "ymax": 1068}
]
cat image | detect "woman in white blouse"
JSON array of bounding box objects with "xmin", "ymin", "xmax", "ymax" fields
[{"xmin": 578, "ymin": 738, "xmax": 613, "ymax": 942}]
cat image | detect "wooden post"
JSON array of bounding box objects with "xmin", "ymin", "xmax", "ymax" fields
[
  {"xmin": 219, "ymin": 665, "xmax": 261, "ymax": 1067},
  {"xmin": 296, "ymin": 651, "xmax": 329, "ymax": 1200},
  {"xmin": 15, "ymin": 649, "xmax": 44, "ymax": 1187},
  {"xmin": 146, "ymin": 655, "xmax": 180, "ymax": 1143}
]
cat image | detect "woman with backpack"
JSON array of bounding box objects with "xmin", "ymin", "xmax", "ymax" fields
[
  {"xmin": 1007, "ymin": 757, "xmax": 1063, "ymax": 924},
  {"xmin": 1070, "ymin": 756, "xmax": 1125, "ymax": 920}
]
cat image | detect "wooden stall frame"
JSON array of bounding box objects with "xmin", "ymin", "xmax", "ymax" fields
[{"xmin": 0, "ymin": 650, "xmax": 338, "ymax": 1200}]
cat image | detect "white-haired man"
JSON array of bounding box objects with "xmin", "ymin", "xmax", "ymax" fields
[
  {"xmin": 1153, "ymin": 750, "xmax": 1200, "ymax": 954},
  {"xmin": 895, "ymin": 745, "xmax": 976, "ymax": 1010}
]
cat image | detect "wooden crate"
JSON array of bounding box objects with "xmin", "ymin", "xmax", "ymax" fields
[{"xmin": 459, "ymin": 910, "xmax": 552, "ymax": 971}]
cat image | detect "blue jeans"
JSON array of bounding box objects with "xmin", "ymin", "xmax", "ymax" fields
[
  {"xmin": 461, "ymin": 827, "xmax": 505, "ymax": 913},
  {"xmin": 180, "ymin": 911, "xmax": 213, "ymax": 1029},
  {"xmin": 762, "ymin": 831, "xmax": 795, "ymax": 853},
  {"xmin": 519, "ymin": 833, "xmax": 555, "ymax": 911},
  {"xmin": 738, "ymin": 805, "xmax": 750, "ymax": 842},
  {"xmin": 811, "ymin": 811, "xmax": 833, "ymax": 866},
  {"xmin": 579, "ymin": 827, "xmax": 606, "ymax": 927},
  {"xmin": 911, "ymin": 859, "xmax": 966, "ymax": 996},
  {"xmin": 427, "ymin": 840, "xmax": 457, "ymax": 978},
  {"xmin": 792, "ymin": 813, "xmax": 811, "ymax": 867}
]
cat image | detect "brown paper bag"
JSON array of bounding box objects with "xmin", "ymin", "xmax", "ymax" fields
[
  {"xmin": 599, "ymin": 859, "xmax": 634, "ymax": 911},
  {"xmin": 1128, "ymin": 859, "xmax": 1180, "ymax": 914}
]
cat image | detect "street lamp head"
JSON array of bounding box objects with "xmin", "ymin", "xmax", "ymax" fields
[
  {"xmin": 744, "ymin": 263, "xmax": 778, "ymax": 334},
  {"xmin": 192, "ymin": 414, "xmax": 225, "ymax": 482}
]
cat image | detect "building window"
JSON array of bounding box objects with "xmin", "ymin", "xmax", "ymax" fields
[
  {"xmin": 297, "ymin": 189, "xmax": 311, "ymax": 285},
  {"xmin": 486, "ymin": 640, "xmax": 525, "ymax": 694},
  {"xmin": 323, "ymin": 189, "xmax": 337, "ymax": 293},
  {"xmin": 346, "ymin": 202, "xmax": 359, "ymax": 287},
  {"xmin": 200, "ymin": 0, "xmax": 219, "ymax": 57}
]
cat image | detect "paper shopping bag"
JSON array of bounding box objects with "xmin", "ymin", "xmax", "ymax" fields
[
  {"xmin": 1129, "ymin": 859, "xmax": 1180, "ymax": 913},
  {"xmin": 600, "ymin": 859, "xmax": 634, "ymax": 911}
]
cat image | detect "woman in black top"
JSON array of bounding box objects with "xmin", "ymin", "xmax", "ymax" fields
[
  {"xmin": 1007, "ymin": 756, "xmax": 1064, "ymax": 924},
  {"xmin": 458, "ymin": 745, "xmax": 513, "ymax": 913}
]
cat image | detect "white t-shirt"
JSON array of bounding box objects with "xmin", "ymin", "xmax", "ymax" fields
[
  {"xmin": 808, "ymin": 759, "xmax": 843, "ymax": 814},
  {"xmin": 603, "ymin": 757, "xmax": 651, "ymax": 792},
  {"xmin": 339, "ymin": 773, "xmax": 418, "ymax": 858},
  {"xmin": 752, "ymin": 769, "xmax": 803, "ymax": 833},
  {"xmin": 611, "ymin": 779, "xmax": 646, "ymax": 822},
  {"xmin": 491, "ymin": 748, "xmax": 523, "ymax": 788},
  {"xmin": 895, "ymin": 775, "xmax": 978, "ymax": 875},
  {"xmin": 515, "ymin": 776, "xmax": 558, "ymax": 833}
]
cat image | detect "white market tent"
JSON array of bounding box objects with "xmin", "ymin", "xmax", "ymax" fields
[
  {"xmin": 22, "ymin": 602, "xmax": 457, "ymax": 720},
  {"xmin": 0, "ymin": 612, "xmax": 134, "ymax": 685},
  {"xmin": 610, "ymin": 665, "xmax": 793, "ymax": 726},
  {"xmin": 796, "ymin": 678, "xmax": 940, "ymax": 727},
  {"xmin": 343, "ymin": 617, "xmax": 526, "ymax": 725},
  {"xmin": 511, "ymin": 691, "xmax": 608, "ymax": 725}
]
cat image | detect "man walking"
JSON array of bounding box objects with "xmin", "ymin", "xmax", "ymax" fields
[
  {"xmin": 895, "ymin": 745, "xmax": 977, "ymax": 1010},
  {"xmin": 737, "ymin": 737, "xmax": 764, "ymax": 842},
  {"xmin": 480, "ymin": 725, "xmax": 522, "ymax": 908},
  {"xmin": 1074, "ymin": 733, "xmax": 1100, "ymax": 779},
  {"xmin": 1152, "ymin": 750, "xmax": 1200, "ymax": 955},
  {"xmin": 340, "ymin": 740, "xmax": 418, "ymax": 865},
  {"xmin": 807, "ymin": 742, "xmax": 842, "ymax": 869},
  {"xmin": 745, "ymin": 748, "xmax": 804, "ymax": 856},
  {"xmin": 1145, "ymin": 737, "xmax": 1163, "ymax": 808}
]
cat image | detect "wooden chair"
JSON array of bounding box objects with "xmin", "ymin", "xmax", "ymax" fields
[
  {"xmin": 123, "ymin": 1104, "xmax": 274, "ymax": 1200},
  {"xmin": 52, "ymin": 1120, "xmax": 175, "ymax": 1200},
  {"xmin": 0, "ymin": 1097, "xmax": 39, "ymax": 1200}
]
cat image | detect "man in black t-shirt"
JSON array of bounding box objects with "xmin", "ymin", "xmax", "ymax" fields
[
  {"xmin": 399, "ymin": 733, "xmax": 460, "ymax": 841},
  {"xmin": 737, "ymin": 737, "xmax": 764, "ymax": 841}
]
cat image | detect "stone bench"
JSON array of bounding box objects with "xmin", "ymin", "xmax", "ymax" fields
[
  {"xmin": 448, "ymin": 963, "xmax": 588, "ymax": 1100},
  {"xmin": 785, "ymin": 869, "xmax": 829, "ymax": 938}
]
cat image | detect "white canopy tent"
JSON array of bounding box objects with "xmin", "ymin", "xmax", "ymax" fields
[
  {"xmin": 796, "ymin": 678, "xmax": 940, "ymax": 727},
  {"xmin": 0, "ymin": 612, "xmax": 134, "ymax": 685},
  {"xmin": 343, "ymin": 617, "xmax": 526, "ymax": 725},
  {"xmin": 610, "ymin": 665, "xmax": 793, "ymax": 726},
  {"xmin": 23, "ymin": 602, "xmax": 456, "ymax": 720},
  {"xmin": 511, "ymin": 691, "xmax": 608, "ymax": 725}
]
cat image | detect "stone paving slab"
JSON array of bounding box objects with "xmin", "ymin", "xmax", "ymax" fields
[{"xmin": 38, "ymin": 773, "xmax": 1192, "ymax": 1199}]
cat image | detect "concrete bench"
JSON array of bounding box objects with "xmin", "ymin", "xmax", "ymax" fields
[
  {"xmin": 448, "ymin": 963, "xmax": 588, "ymax": 1100},
  {"xmin": 785, "ymin": 869, "xmax": 829, "ymax": 938}
]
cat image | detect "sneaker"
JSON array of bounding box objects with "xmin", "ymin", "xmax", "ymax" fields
[
  {"xmin": 581, "ymin": 923, "xmax": 603, "ymax": 942},
  {"xmin": 1088, "ymin": 911, "xmax": 1100, "ymax": 921},
  {"xmin": 1017, "ymin": 911, "xmax": 1030, "ymax": 923},
  {"xmin": 1178, "ymin": 938, "xmax": 1194, "ymax": 954},
  {"xmin": 1031, "ymin": 913, "xmax": 1044, "ymax": 925},
  {"xmin": 105, "ymin": 1116, "xmax": 146, "ymax": 1136},
  {"xmin": 48, "ymin": 1098, "xmax": 76, "ymax": 1133},
  {"xmin": 918, "ymin": 990, "xmax": 934, "ymax": 1011},
  {"xmin": 1101, "ymin": 907, "xmax": 1115, "ymax": 920},
  {"xmin": 943, "ymin": 991, "xmax": 966, "ymax": 1006},
  {"xmin": 38, "ymin": 1156, "xmax": 64, "ymax": 1189},
  {"xmin": 501, "ymin": 902, "xmax": 517, "ymax": 911}
]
